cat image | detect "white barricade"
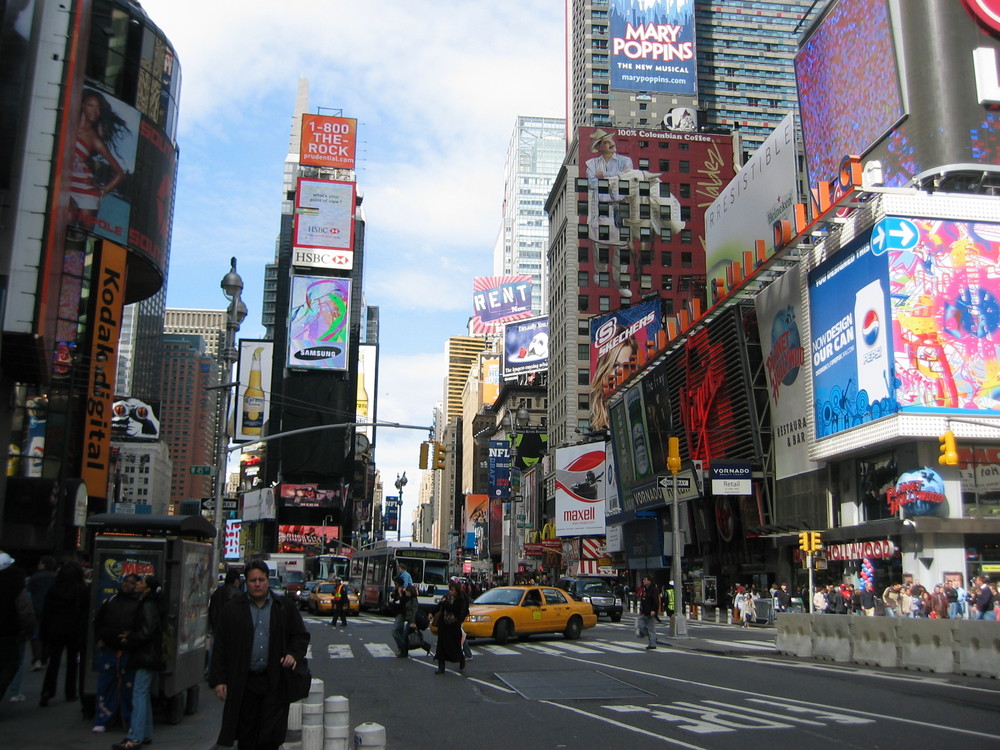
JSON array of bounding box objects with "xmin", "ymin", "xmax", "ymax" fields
[
  {"xmin": 849, "ymin": 616, "xmax": 900, "ymax": 668},
  {"xmin": 775, "ymin": 613, "xmax": 813, "ymax": 658},
  {"xmin": 810, "ymin": 614, "xmax": 853, "ymax": 662},
  {"xmin": 953, "ymin": 619, "xmax": 1000, "ymax": 679},
  {"xmin": 896, "ymin": 618, "xmax": 955, "ymax": 674},
  {"xmin": 354, "ymin": 722, "xmax": 387, "ymax": 749}
]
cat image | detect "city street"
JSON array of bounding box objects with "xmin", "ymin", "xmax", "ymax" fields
[{"xmin": 302, "ymin": 612, "xmax": 1000, "ymax": 749}]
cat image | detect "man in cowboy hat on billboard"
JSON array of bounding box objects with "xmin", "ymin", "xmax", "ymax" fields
[{"xmin": 585, "ymin": 129, "xmax": 634, "ymax": 250}]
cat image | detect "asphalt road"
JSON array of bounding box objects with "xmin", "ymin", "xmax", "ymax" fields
[{"xmin": 301, "ymin": 611, "xmax": 1000, "ymax": 750}]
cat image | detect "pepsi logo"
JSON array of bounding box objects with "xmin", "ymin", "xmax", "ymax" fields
[{"xmin": 861, "ymin": 309, "xmax": 880, "ymax": 346}]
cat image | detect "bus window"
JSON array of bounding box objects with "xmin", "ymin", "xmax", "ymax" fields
[{"xmin": 424, "ymin": 561, "xmax": 448, "ymax": 585}]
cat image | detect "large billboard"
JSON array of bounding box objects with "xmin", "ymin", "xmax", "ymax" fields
[
  {"xmin": 357, "ymin": 343, "xmax": 377, "ymax": 443},
  {"xmin": 287, "ymin": 275, "xmax": 350, "ymax": 370},
  {"xmin": 488, "ymin": 440, "xmax": 511, "ymax": 499},
  {"xmin": 555, "ymin": 442, "xmax": 607, "ymax": 537},
  {"xmin": 608, "ymin": 0, "xmax": 696, "ymax": 96},
  {"xmin": 808, "ymin": 229, "xmax": 898, "ymax": 438},
  {"xmin": 502, "ymin": 316, "xmax": 549, "ymax": 379},
  {"xmin": 464, "ymin": 494, "xmax": 488, "ymax": 554},
  {"xmin": 481, "ymin": 356, "xmax": 500, "ymax": 406},
  {"xmin": 887, "ymin": 217, "xmax": 1000, "ymax": 413},
  {"xmin": 470, "ymin": 275, "xmax": 533, "ymax": 334},
  {"xmin": 111, "ymin": 397, "xmax": 161, "ymax": 441},
  {"xmin": 293, "ymin": 178, "xmax": 355, "ymax": 270},
  {"xmin": 755, "ymin": 269, "xmax": 817, "ymax": 479},
  {"xmin": 705, "ymin": 113, "xmax": 799, "ymax": 304},
  {"xmin": 279, "ymin": 483, "xmax": 343, "ymax": 509},
  {"xmin": 235, "ymin": 340, "xmax": 273, "ymax": 443},
  {"xmin": 589, "ymin": 298, "xmax": 662, "ymax": 430},
  {"xmin": 278, "ymin": 524, "xmax": 340, "ymax": 555},
  {"xmin": 299, "ymin": 114, "xmax": 358, "ymax": 170}
]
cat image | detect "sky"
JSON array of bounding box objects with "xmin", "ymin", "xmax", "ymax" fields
[{"xmin": 140, "ymin": 1, "xmax": 566, "ymax": 536}]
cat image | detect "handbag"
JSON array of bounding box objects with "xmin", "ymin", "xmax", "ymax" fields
[
  {"xmin": 286, "ymin": 658, "xmax": 312, "ymax": 702},
  {"xmin": 406, "ymin": 628, "xmax": 424, "ymax": 651}
]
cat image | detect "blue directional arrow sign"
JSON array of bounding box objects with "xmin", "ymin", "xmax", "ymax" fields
[{"xmin": 871, "ymin": 217, "xmax": 918, "ymax": 256}]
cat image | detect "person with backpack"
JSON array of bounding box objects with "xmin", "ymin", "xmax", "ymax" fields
[
  {"xmin": 114, "ymin": 575, "xmax": 164, "ymax": 750},
  {"xmin": 637, "ymin": 575, "xmax": 660, "ymax": 650}
]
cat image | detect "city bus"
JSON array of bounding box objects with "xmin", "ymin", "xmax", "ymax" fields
[
  {"xmin": 349, "ymin": 541, "xmax": 451, "ymax": 612},
  {"xmin": 317, "ymin": 552, "xmax": 352, "ymax": 582}
]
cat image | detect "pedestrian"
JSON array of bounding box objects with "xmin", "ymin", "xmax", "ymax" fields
[
  {"xmin": 329, "ymin": 577, "xmax": 349, "ymax": 627},
  {"xmin": 430, "ymin": 579, "xmax": 468, "ymax": 673},
  {"xmin": 774, "ymin": 583, "xmax": 791, "ymax": 612},
  {"xmin": 396, "ymin": 561, "xmax": 412, "ymax": 589},
  {"xmin": 972, "ymin": 576, "xmax": 995, "ymax": 619},
  {"xmin": 882, "ymin": 583, "xmax": 902, "ymax": 617},
  {"xmin": 0, "ymin": 551, "xmax": 34, "ymax": 702},
  {"xmin": 39, "ymin": 561, "xmax": 87, "ymax": 707},
  {"xmin": 390, "ymin": 576, "xmax": 418, "ymax": 658},
  {"xmin": 209, "ymin": 569, "xmax": 244, "ymax": 635},
  {"xmin": 5, "ymin": 562, "xmax": 31, "ymax": 703},
  {"xmin": 92, "ymin": 574, "xmax": 141, "ymax": 733},
  {"xmin": 208, "ymin": 559, "xmax": 309, "ymax": 750},
  {"xmin": 859, "ymin": 582, "xmax": 877, "ymax": 616},
  {"xmin": 637, "ymin": 575, "xmax": 660, "ymax": 649},
  {"xmin": 812, "ymin": 585, "xmax": 828, "ymax": 614},
  {"xmin": 27, "ymin": 555, "xmax": 57, "ymax": 671},
  {"xmin": 114, "ymin": 575, "xmax": 164, "ymax": 750},
  {"xmin": 737, "ymin": 589, "xmax": 756, "ymax": 628}
]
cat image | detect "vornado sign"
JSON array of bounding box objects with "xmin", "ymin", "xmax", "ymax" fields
[{"xmin": 292, "ymin": 247, "xmax": 353, "ymax": 270}]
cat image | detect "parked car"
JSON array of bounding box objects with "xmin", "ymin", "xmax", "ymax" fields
[
  {"xmin": 307, "ymin": 580, "xmax": 360, "ymax": 615},
  {"xmin": 461, "ymin": 585, "xmax": 597, "ymax": 645},
  {"xmin": 556, "ymin": 577, "xmax": 624, "ymax": 622},
  {"xmin": 268, "ymin": 574, "xmax": 286, "ymax": 598}
]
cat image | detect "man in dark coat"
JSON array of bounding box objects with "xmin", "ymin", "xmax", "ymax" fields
[
  {"xmin": 0, "ymin": 552, "xmax": 34, "ymax": 700},
  {"xmin": 208, "ymin": 559, "xmax": 309, "ymax": 750},
  {"xmin": 92, "ymin": 573, "xmax": 141, "ymax": 732}
]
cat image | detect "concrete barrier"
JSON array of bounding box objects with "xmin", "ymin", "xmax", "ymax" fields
[
  {"xmin": 896, "ymin": 618, "xmax": 956, "ymax": 674},
  {"xmin": 775, "ymin": 613, "xmax": 813, "ymax": 658},
  {"xmin": 849, "ymin": 616, "xmax": 900, "ymax": 668},
  {"xmin": 811, "ymin": 614, "xmax": 853, "ymax": 662},
  {"xmin": 953, "ymin": 620, "xmax": 1000, "ymax": 679}
]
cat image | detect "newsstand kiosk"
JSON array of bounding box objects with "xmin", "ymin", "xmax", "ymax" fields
[{"xmin": 83, "ymin": 513, "xmax": 215, "ymax": 724}]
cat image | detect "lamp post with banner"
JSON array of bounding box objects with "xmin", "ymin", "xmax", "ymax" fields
[{"xmin": 506, "ymin": 407, "xmax": 529, "ymax": 585}]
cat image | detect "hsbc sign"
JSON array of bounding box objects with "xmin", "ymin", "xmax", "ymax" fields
[{"xmin": 292, "ymin": 247, "xmax": 354, "ymax": 271}]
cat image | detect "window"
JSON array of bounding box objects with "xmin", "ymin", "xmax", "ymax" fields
[
  {"xmin": 679, "ymin": 161, "xmax": 690, "ymax": 173},
  {"xmin": 638, "ymin": 182, "xmax": 651, "ymax": 197},
  {"xmin": 578, "ymin": 271, "xmax": 590, "ymax": 287},
  {"xmin": 578, "ymin": 394, "xmax": 590, "ymax": 411},
  {"xmin": 660, "ymin": 227, "xmax": 672, "ymax": 242},
  {"xmin": 658, "ymin": 159, "xmax": 670, "ymax": 171},
  {"xmin": 599, "ymin": 296, "xmax": 611, "ymax": 312},
  {"xmin": 680, "ymin": 205, "xmax": 691, "ymax": 221},
  {"xmin": 679, "ymin": 276, "xmax": 692, "ymax": 291},
  {"xmin": 660, "ymin": 251, "xmax": 672, "ymax": 266},
  {"xmin": 619, "ymin": 226, "xmax": 630, "ymax": 242},
  {"xmin": 578, "ymin": 246, "xmax": 589, "ymax": 263},
  {"xmin": 658, "ymin": 182, "xmax": 671, "ymax": 197},
  {"xmin": 640, "ymin": 274, "xmax": 652, "ymax": 290},
  {"xmin": 598, "ymin": 247, "xmax": 609, "ymax": 264},
  {"xmin": 681, "ymin": 229, "xmax": 692, "ymax": 244},
  {"xmin": 578, "ymin": 295, "xmax": 589, "ymax": 311},
  {"xmin": 679, "ymin": 183, "xmax": 691, "ymax": 199},
  {"xmin": 578, "ymin": 369, "xmax": 590, "ymax": 386},
  {"xmin": 681, "ymin": 252, "xmax": 693, "ymax": 267},
  {"xmin": 638, "ymin": 158, "xmax": 649, "ymax": 169},
  {"xmin": 578, "ymin": 344, "xmax": 590, "ymax": 360},
  {"xmin": 661, "ymin": 275, "xmax": 673, "ymax": 290},
  {"xmin": 598, "ymin": 225, "xmax": 610, "ymax": 241},
  {"xmin": 639, "ymin": 102, "xmax": 647, "ymax": 111},
  {"xmin": 640, "ymin": 249, "xmax": 652, "ymax": 265},
  {"xmin": 597, "ymin": 272, "xmax": 609, "ymax": 287},
  {"xmin": 575, "ymin": 178, "xmax": 589, "ymax": 193},
  {"xmin": 577, "ymin": 200, "xmax": 588, "ymax": 215},
  {"xmin": 578, "ymin": 319, "xmax": 590, "ymax": 336},
  {"xmin": 578, "ymin": 224, "xmax": 589, "ymax": 239}
]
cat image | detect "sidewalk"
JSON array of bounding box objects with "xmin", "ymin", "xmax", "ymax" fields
[{"xmin": 0, "ymin": 663, "xmax": 223, "ymax": 750}]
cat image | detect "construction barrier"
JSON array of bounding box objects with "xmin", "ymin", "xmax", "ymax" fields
[
  {"xmin": 775, "ymin": 613, "xmax": 813, "ymax": 658},
  {"xmin": 810, "ymin": 613, "xmax": 853, "ymax": 662},
  {"xmin": 849, "ymin": 616, "xmax": 900, "ymax": 668},
  {"xmin": 895, "ymin": 618, "xmax": 956, "ymax": 674},
  {"xmin": 953, "ymin": 620, "xmax": 1000, "ymax": 679}
]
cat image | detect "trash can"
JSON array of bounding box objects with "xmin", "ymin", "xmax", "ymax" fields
[{"xmin": 83, "ymin": 513, "xmax": 215, "ymax": 724}]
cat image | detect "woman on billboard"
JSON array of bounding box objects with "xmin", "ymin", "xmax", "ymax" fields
[{"xmin": 69, "ymin": 88, "xmax": 129, "ymax": 230}]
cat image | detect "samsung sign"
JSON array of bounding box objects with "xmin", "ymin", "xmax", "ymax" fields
[{"xmin": 292, "ymin": 247, "xmax": 353, "ymax": 271}]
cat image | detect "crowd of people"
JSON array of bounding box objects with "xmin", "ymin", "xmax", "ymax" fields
[{"xmin": 811, "ymin": 576, "xmax": 999, "ymax": 618}]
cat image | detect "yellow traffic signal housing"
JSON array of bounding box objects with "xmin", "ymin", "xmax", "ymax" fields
[
  {"xmin": 810, "ymin": 531, "xmax": 822, "ymax": 552},
  {"xmin": 433, "ymin": 441, "xmax": 447, "ymax": 471},
  {"xmin": 666, "ymin": 436, "xmax": 681, "ymax": 474},
  {"xmin": 798, "ymin": 532, "xmax": 810, "ymax": 552},
  {"xmin": 418, "ymin": 441, "xmax": 430, "ymax": 470},
  {"xmin": 938, "ymin": 430, "xmax": 958, "ymax": 466}
]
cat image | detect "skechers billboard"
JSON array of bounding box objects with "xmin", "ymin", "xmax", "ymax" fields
[{"xmin": 609, "ymin": 0, "xmax": 696, "ymax": 96}]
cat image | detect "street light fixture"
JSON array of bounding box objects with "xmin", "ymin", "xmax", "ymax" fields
[
  {"xmin": 394, "ymin": 472, "xmax": 408, "ymax": 542},
  {"xmin": 507, "ymin": 406, "xmax": 529, "ymax": 585},
  {"xmin": 212, "ymin": 257, "xmax": 246, "ymax": 578}
]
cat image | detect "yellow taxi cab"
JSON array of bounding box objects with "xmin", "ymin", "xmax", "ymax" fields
[
  {"xmin": 307, "ymin": 580, "xmax": 360, "ymax": 616},
  {"xmin": 461, "ymin": 585, "xmax": 598, "ymax": 645}
]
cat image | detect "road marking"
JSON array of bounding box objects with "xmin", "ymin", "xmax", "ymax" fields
[
  {"xmin": 539, "ymin": 700, "xmax": 707, "ymax": 749},
  {"xmin": 587, "ymin": 641, "xmax": 645, "ymax": 653},
  {"xmin": 544, "ymin": 641, "xmax": 605, "ymax": 654},
  {"xmin": 699, "ymin": 638, "xmax": 775, "ymax": 651},
  {"xmin": 364, "ymin": 643, "xmax": 397, "ymax": 658},
  {"xmin": 327, "ymin": 645, "xmax": 352, "ymax": 659},
  {"xmin": 520, "ymin": 644, "xmax": 564, "ymax": 656},
  {"xmin": 478, "ymin": 644, "xmax": 521, "ymax": 656}
]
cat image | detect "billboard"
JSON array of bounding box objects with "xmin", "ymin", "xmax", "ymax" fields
[
  {"xmin": 502, "ymin": 316, "xmax": 549, "ymax": 379},
  {"xmin": 808, "ymin": 229, "xmax": 898, "ymax": 439},
  {"xmin": 464, "ymin": 494, "xmax": 489, "ymax": 554},
  {"xmin": 608, "ymin": 0, "xmax": 696, "ymax": 96},
  {"xmin": 383, "ymin": 497, "xmax": 398, "ymax": 532},
  {"xmin": 224, "ymin": 519, "xmax": 242, "ymax": 560},
  {"xmin": 242, "ymin": 487, "xmax": 276, "ymax": 521},
  {"xmin": 111, "ymin": 397, "xmax": 161, "ymax": 441},
  {"xmin": 705, "ymin": 113, "xmax": 798, "ymax": 303},
  {"xmin": 278, "ymin": 524, "xmax": 340, "ymax": 555},
  {"xmin": 470, "ymin": 275, "xmax": 533, "ymax": 334},
  {"xmin": 299, "ymin": 114, "xmax": 358, "ymax": 170},
  {"xmin": 481, "ymin": 356, "xmax": 500, "ymax": 406},
  {"xmin": 235, "ymin": 340, "xmax": 273, "ymax": 443},
  {"xmin": 589, "ymin": 299, "xmax": 662, "ymax": 430},
  {"xmin": 555, "ymin": 442, "xmax": 607, "ymax": 537},
  {"xmin": 488, "ymin": 439, "xmax": 511, "ymax": 499},
  {"xmin": 293, "ymin": 178, "xmax": 355, "ymax": 270},
  {"xmin": 755, "ymin": 269, "xmax": 818, "ymax": 479},
  {"xmin": 287, "ymin": 275, "xmax": 350, "ymax": 370},
  {"xmin": 279, "ymin": 483, "xmax": 343, "ymax": 509},
  {"xmin": 887, "ymin": 217, "xmax": 1000, "ymax": 413},
  {"xmin": 357, "ymin": 343, "xmax": 377, "ymax": 443}
]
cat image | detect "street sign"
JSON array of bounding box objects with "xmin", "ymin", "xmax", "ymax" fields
[
  {"xmin": 658, "ymin": 476, "xmax": 691, "ymax": 489},
  {"xmin": 518, "ymin": 523, "xmax": 532, "ymax": 529},
  {"xmin": 202, "ymin": 498, "xmax": 238, "ymax": 512},
  {"xmin": 634, "ymin": 510, "xmax": 657, "ymax": 519},
  {"xmin": 190, "ymin": 465, "xmax": 213, "ymax": 475}
]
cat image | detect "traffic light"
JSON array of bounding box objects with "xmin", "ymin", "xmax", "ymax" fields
[
  {"xmin": 418, "ymin": 441, "xmax": 430, "ymax": 470},
  {"xmin": 938, "ymin": 430, "xmax": 958, "ymax": 466},
  {"xmin": 798, "ymin": 532, "xmax": 810, "ymax": 553},
  {"xmin": 433, "ymin": 441, "xmax": 447, "ymax": 471},
  {"xmin": 810, "ymin": 531, "xmax": 822, "ymax": 552},
  {"xmin": 666, "ymin": 437, "xmax": 681, "ymax": 474}
]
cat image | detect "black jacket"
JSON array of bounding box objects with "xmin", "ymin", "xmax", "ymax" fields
[
  {"xmin": 95, "ymin": 591, "xmax": 141, "ymax": 650},
  {"xmin": 125, "ymin": 593, "xmax": 163, "ymax": 671}
]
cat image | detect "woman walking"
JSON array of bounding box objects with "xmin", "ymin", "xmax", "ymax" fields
[
  {"xmin": 431, "ymin": 580, "xmax": 468, "ymax": 674},
  {"xmin": 39, "ymin": 562, "xmax": 87, "ymax": 707},
  {"xmin": 114, "ymin": 575, "xmax": 163, "ymax": 750}
]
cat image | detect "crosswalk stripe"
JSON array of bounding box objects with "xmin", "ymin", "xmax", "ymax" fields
[
  {"xmin": 543, "ymin": 641, "xmax": 603, "ymax": 654},
  {"xmin": 701, "ymin": 638, "xmax": 775, "ymax": 651},
  {"xmin": 364, "ymin": 643, "xmax": 398, "ymax": 658},
  {"xmin": 327, "ymin": 645, "xmax": 352, "ymax": 659},
  {"xmin": 520, "ymin": 643, "xmax": 564, "ymax": 656},
  {"xmin": 478, "ymin": 644, "xmax": 521, "ymax": 656},
  {"xmin": 585, "ymin": 640, "xmax": 643, "ymax": 653}
]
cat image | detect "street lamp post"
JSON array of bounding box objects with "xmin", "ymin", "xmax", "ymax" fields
[
  {"xmin": 506, "ymin": 407, "xmax": 529, "ymax": 585},
  {"xmin": 212, "ymin": 258, "xmax": 246, "ymax": 578},
  {"xmin": 394, "ymin": 472, "xmax": 407, "ymax": 542}
]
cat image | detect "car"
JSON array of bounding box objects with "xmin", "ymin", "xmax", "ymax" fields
[
  {"xmin": 461, "ymin": 585, "xmax": 598, "ymax": 645},
  {"xmin": 307, "ymin": 580, "xmax": 360, "ymax": 616},
  {"xmin": 556, "ymin": 577, "xmax": 624, "ymax": 622},
  {"xmin": 268, "ymin": 575, "xmax": 286, "ymax": 598}
]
